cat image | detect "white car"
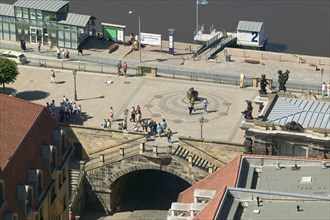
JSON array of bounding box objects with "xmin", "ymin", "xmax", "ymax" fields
[{"xmin": 1, "ymin": 51, "xmax": 27, "ymax": 64}]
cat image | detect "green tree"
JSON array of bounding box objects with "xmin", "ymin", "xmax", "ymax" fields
[{"xmin": 0, "ymin": 57, "xmax": 19, "ymax": 93}]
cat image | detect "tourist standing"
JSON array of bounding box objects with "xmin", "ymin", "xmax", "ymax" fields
[
  {"xmin": 130, "ymin": 106, "xmax": 136, "ymax": 122},
  {"xmin": 161, "ymin": 119, "xmax": 167, "ymax": 131},
  {"xmin": 37, "ymin": 40, "xmax": 41, "ymax": 53},
  {"xmin": 123, "ymin": 62, "xmax": 128, "ymax": 77},
  {"xmin": 109, "ymin": 107, "xmax": 114, "ymax": 121},
  {"xmin": 240, "ymin": 73, "xmax": 245, "ymax": 88},
  {"xmin": 166, "ymin": 128, "xmax": 173, "ymax": 144},
  {"xmin": 157, "ymin": 123, "xmax": 163, "ymax": 138},
  {"xmin": 321, "ymin": 82, "xmax": 327, "ymax": 96},
  {"xmin": 203, "ymin": 98, "xmax": 208, "ymax": 112},
  {"xmin": 57, "ymin": 47, "xmax": 61, "ymax": 59},
  {"xmin": 188, "ymin": 102, "xmax": 194, "ymax": 115},
  {"xmin": 117, "ymin": 61, "xmax": 122, "ymax": 76}
]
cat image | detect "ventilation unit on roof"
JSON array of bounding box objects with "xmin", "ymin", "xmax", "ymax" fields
[{"xmin": 301, "ymin": 176, "xmax": 312, "ymax": 183}]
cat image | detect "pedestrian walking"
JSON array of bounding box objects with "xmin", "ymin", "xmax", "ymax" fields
[
  {"xmin": 327, "ymin": 82, "xmax": 330, "ymax": 97},
  {"xmin": 48, "ymin": 39, "xmax": 53, "ymax": 52},
  {"xmin": 166, "ymin": 128, "xmax": 173, "ymax": 144},
  {"xmin": 117, "ymin": 61, "xmax": 122, "ymax": 76},
  {"xmin": 321, "ymin": 82, "xmax": 327, "ymax": 96},
  {"xmin": 203, "ymin": 98, "xmax": 208, "ymax": 112},
  {"xmin": 50, "ymin": 69, "xmax": 56, "ymax": 83},
  {"xmin": 130, "ymin": 106, "xmax": 136, "ymax": 122},
  {"xmin": 57, "ymin": 47, "xmax": 61, "ymax": 59},
  {"xmin": 37, "ymin": 40, "xmax": 41, "ymax": 53},
  {"xmin": 77, "ymin": 44, "xmax": 83, "ymax": 55},
  {"xmin": 240, "ymin": 73, "xmax": 245, "ymax": 88},
  {"xmin": 20, "ymin": 39, "xmax": 26, "ymax": 52},
  {"xmin": 109, "ymin": 107, "xmax": 114, "ymax": 121},
  {"xmin": 123, "ymin": 62, "xmax": 128, "ymax": 77},
  {"xmin": 188, "ymin": 102, "xmax": 194, "ymax": 115}
]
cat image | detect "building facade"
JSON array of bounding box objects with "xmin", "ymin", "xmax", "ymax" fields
[
  {"xmin": 0, "ymin": 94, "xmax": 73, "ymax": 220},
  {"xmin": 241, "ymin": 93, "xmax": 330, "ymax": 158},
  {"xmin": 0, "ymin": 0, "xmax": 94, "ymax": 49}
]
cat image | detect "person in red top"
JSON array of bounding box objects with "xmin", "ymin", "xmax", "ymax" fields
[{"xmin": 123, "ymin": 62, "xmax": 128, "ymax": 77}]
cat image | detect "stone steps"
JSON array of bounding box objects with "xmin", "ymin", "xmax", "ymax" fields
[
  {"xmin": 69, "ymin": 169, "xmax": 80, "ymax": 198},
  {"xmin": 172, "ymin": 145, "xmax": 217, "ymax": 172}
]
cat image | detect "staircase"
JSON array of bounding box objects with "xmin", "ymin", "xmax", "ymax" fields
[
  {"xmin": 172, "ymin": 145, "xmax": 218, "ymax": 173},
  {"xmin": 69, "ymin": 168, "xmax": 80, "ymax": 198}
]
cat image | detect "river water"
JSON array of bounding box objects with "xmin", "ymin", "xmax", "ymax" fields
[{"xmin": 3, "ymin": 0, "xmax": 329, "ymax": 56}]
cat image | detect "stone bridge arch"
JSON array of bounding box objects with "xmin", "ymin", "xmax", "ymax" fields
[{"xmin": 85, "ymin": 154, "xmax": 208, "ymax": 213}]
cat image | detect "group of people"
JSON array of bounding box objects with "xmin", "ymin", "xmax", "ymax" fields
[
  {"xmin": 45, "ymin": 96, "xmax": 80, "ymax": 123},
  {"xmin": 56, "ymin": 47, "xmax": 70, "ymax": 60},
  {"xmin": 102, "ymin": 104, "xmax": 173, "ymax": 143},
  {"xmin": 117, "ymin": 61, "xmax": 128, "ymax": 77},
  {"xmin": 321, "ymin": 82, "xmax": 330, "ymax": 97},
  {"xmin": 188, "ymin": 98, "xmax": 208, "ymax": 115}
]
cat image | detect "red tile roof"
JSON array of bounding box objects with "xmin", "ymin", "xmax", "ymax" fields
[
  {"xmin": 0, "ymin": 93, "xmax": 44, "ymax": 169},
  {"xmin": 178, "ymin": 154, "xmax": 329, "ymax": 220},
  {"xmin": 178, "ymin": 156, "xmax": 241, "ymax": 220}
]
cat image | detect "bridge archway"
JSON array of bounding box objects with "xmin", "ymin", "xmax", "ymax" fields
[{"xmin": 109, "ymin": 168, "xmax": 191, "ymax": 214}]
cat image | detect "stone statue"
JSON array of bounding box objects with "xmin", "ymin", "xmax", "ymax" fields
[
  {"xmin": 278, "ymin": 70, "xmax": 290, "ymax": 91},
  {"xmin": 282, "ymin": 121, "xmax": 304, "ymax": 132},
  {"xmin": 259, "ymin": 74, "xmax": 268, "ymax": 95},
  {"xmin": 241, "ymin": 100, "xmax": 253, "ymax": 120},
  {"xmin": 187, "ymin": 87, "xmax": 198, "ymax": 101}
]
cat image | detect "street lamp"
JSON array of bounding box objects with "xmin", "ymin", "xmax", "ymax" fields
[
  {"xmin": 199, "ymin": 116, "xmax": 205, "ymax": 139},
  {"xmin": 129, "ymin": 10, "xmax": 141, "ymax": 63},
  {"xmin": 72, "ymin": 69, "xmax": 78, "ymax": 101}
]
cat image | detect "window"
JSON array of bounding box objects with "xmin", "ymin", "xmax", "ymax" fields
[
  {"xmin": 15, "ymin": 7, "xmax": 22, "ymax": 18},
  {"xmin": 30, "ymin": 9, "xmax": 36, "ymax": 20},
  {"xmin": 36, "ymin": 10, "xmax": 42, "ymax": 20},
  {"xmin": 22, "ymin": 8, "xmax": 29, "ymax": 19},
  {"xmin": 37, "ymin": 170, "xmax": 43, "ymax": 194},
  {"xmin": 51, "ymin": 148, "xmax": 57, "ymax": 171},
  {"xmin": 279, "ymin": 144, "xmax": 307, "ymax": 157}
]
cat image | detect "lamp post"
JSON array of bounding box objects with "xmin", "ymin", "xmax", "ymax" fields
[
  {"xmin": 199, "ymin": 116, "xmax": 204, "ymax": 139},
  {"xmin": 129, "ymin": 11, "xmax": 141, "ymax": 63},
  {"xmin": 72, "ymin": 69, "xmax": 78, "ymax": 101}
]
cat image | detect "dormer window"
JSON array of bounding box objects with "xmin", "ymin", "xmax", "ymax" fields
[
  {"xmin": 53, "ymin": 129, "xmax": 66, "ymax": 156},
  {"xmin": 42, "ymin": 145, "xmax": 57, "ymax": 173},
  {"xmin": 28, "ymin": 169, "xmax": 43, "ymax": 198},
  {"xmin": 17, "ymin": 185, "xmax": 33, "ymax": 214}
]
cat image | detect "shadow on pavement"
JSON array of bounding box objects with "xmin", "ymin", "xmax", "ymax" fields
[
  {"xmin": 15, "ymin": 90, "xmax": 49, "ymax": 101},
  {"xmin": 1, "ymin": 87, "xmax": 17, "ymax": 96},
  {"xmin": 78, "ymin": 95, "xmax": 105, "ymax": 101}
]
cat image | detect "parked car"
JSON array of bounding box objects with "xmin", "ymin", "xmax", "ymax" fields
[{"xmin": 1, "ymin": 51, "xmax": 27, "ymax": 64}]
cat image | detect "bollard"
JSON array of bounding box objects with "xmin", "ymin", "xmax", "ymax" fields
[
  {"xmin": 140, "ymin": 143, "xmax": 145, "ymax": 154},
  {"xmin": 153, "ymin": 145, "xmax": 158, "ymax": 156},
  {"xmin": 119, "ymin": 148, "xmax": 124, "ymax": 156},
  {"xmin": 188, "ymin": 155, "xmax": 193, "ymax": 166},
  {"xmin": 99, "ymin": 153, "xmax": 104, "ymax": 162}
]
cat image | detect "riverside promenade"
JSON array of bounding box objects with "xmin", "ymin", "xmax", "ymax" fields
[{"xmin": 1, "ymin": 38, "xmax": 330, "ymax": 145}]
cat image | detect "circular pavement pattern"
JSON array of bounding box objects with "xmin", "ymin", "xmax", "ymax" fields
[{"xmin": 146, "ymin": 91, "xmax": 230, "ymax": 123}]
